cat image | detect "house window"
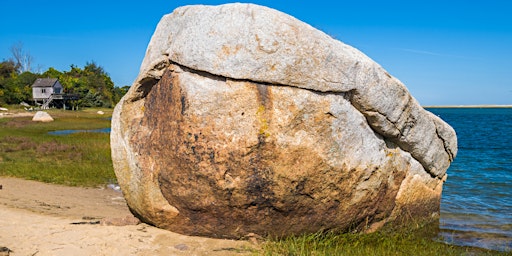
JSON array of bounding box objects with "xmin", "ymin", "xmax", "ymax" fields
[{"xmin": 41, "ymin": 88, "xmax": 46, "ymax": 94}]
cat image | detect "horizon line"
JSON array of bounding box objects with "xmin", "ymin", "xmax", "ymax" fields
[{"xmin": 423, "ymin": 104, "xmax": 512, "ymax": 108}]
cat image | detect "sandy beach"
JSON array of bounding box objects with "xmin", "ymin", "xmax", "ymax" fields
[{"xmin": 0, "ymin": 177, "xmax": 255, "ymax": 256}]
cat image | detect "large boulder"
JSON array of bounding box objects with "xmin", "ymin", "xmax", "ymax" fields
[
  {"xmin": 111, "ymin": 3, "xmax": 457, "ymax": 239},
  {"xmin": 32, "ymin": 111, "xmax": 53, "ymax": 122}
]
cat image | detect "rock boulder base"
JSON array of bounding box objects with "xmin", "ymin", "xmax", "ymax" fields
[{"xmin": 111, "ymin": 3, "xmax": 457, "ymax": 239}]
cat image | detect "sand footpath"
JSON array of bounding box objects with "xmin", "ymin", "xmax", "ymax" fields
[{"xmin": 0, "ymin": 177, "xmax": 255, "ymax": 256}]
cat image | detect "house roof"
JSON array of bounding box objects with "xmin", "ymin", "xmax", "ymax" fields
[{"xmin": 32, "ymin": 78, "xmax": 59, "ymax": 88}]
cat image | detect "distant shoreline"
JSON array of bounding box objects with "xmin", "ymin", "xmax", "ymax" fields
[{"xmin": 423, "ymin": 105, "xmax": 512, "ymax": 108}]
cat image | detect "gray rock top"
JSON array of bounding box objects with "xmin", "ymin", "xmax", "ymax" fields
[
  {"xmin": 131, "ymin": 3, "xmax": 457, "ymax": 178},
  {"xmin": 138, "ymin": 3, "xmax": 374, "ymax": 92}
]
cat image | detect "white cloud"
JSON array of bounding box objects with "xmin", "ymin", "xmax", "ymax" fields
[{"xmin": 398, "ymin": 48, "xmax": 479, "ymax": 60}]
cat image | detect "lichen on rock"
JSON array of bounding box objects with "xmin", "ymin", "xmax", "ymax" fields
[{"xmin": 111, "ymin": 3, "xmax": 457, "ymax": 239}]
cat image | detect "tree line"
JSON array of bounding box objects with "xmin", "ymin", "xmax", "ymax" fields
[{"xmin": 0, "ymin": 44, "xmax": 129, "ymax": 108}]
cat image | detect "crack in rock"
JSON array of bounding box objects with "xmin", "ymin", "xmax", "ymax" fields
[{"xmin": 132, "ymin": 58, "xmax": 455, "ymax": 180}]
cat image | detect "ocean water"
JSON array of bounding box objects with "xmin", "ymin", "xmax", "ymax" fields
[{"xmin": 427, "ymin": 108, "xmax": 512, "ymax": 251}]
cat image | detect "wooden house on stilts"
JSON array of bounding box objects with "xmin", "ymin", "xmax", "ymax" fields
[{"xmin": 31, "ymin": 78, "xmax": 79, "ymax": 109}]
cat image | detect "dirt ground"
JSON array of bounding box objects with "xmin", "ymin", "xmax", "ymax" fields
[
  {"xmin": 0, "ymin": 112, "xmax": 34, "ymax": 119},
  {"xmin": 0, "ymin": 177, "xmax": 256, "ymax": 256}
]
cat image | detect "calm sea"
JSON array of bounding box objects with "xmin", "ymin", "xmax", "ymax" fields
[{"xmin": 427, "ymin": 108, "xmax": 512, "ymax": 251}]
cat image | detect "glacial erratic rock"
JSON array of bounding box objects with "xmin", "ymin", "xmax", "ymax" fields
[
  {"xmin": 32, "ymin": 111, "xmax": 54, "ymax": 122},
  {"xmin": 111, "ymin": 3, "xmax": 457, "ymax": 239}
]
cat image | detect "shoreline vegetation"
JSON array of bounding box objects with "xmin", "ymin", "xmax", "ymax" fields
[
  {"xmin": 0, "ymin": 107, "xmax": 509, "ymax": 255},
  {"xmin": 0, "ymin": 107, "xmax": 115, "ymax": 186}
]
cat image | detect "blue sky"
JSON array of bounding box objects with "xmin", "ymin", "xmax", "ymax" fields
[{"xmin": 1, "ymin": 1, "xmax": 511, "ymax": 105}]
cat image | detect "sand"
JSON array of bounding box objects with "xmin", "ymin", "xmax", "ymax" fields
[
  {"xmin": 0, "ymin": 112, "xmax": 34, "ymax": 119},
  {"xmin": 0, "ymin": 177, "xmax": 256, "ymax": 256}
]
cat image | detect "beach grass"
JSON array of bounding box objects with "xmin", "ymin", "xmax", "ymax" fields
[
  {"xmin": 0, "ymin": 108, "xmax": 115, "ymax": 187},
  {"xmin": 259, "ymin": 222, "xmax": 510, "ymax": 255}
]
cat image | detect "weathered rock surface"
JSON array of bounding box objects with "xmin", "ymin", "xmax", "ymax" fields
[
  {"xmin": 32, "ymin": 111, "xmax": 54, "ymax": 122},
  {"xmin": 111, "ymin": 3, "xmax": 457, "ymax": 239}
]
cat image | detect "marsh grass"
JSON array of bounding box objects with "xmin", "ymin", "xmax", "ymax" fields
[
  {"xmin": 260, "ymin": 223, "xmax": 510, "ymax": 256},
  {"xmin": 0, "ymin": 108, "xmax": 115, "ymax": 186}
]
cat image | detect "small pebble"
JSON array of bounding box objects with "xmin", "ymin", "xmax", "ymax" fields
[{"xmin": 174, "ymin": 244, "xmax": 189, "ymax": 251}]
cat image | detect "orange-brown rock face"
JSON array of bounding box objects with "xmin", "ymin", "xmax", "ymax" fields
[{"xmin": 111, "ymin": 4, "xmax": 457, "ymax": 239}]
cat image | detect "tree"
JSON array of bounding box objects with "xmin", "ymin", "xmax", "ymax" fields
[
  {"xmin": 81, "ymin": 61, "xmax": 116, "ymax": 107},
  {"xmin": 113, "ymin": 85, "xmax": 130, "ymax": 103},
  {"xmin": 49, "ymin": 62, "xmax": 118, "ymax": 108},
  {"xmin": 41, "ymin": 67, "xmax": 63, "ymax": 78},
  {"xmin": 0, "ymin": 60, "xmax": 19, "ymax": 104},
  {"xmin": 0, "ymin": 60, "xmax": 17, "ymax": 78},
  {"xmin": 10, "ymin": 42, "xmax": 33, "ymax": 73},
  {"xmin": 0, "ymin": 71, "xmax": 37, "ymax": 104},
  {"xmin": 0, "ymin": 50, "xmax": 126, "ymax": 107}
]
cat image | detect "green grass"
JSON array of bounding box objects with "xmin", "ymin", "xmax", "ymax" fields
[
  {"xmin": 0, "ymin": 108, "xmax": 116, "ymax": 187},
  {"xmin": 259, "ymin": 222, "xmax": 511, "ymax": 256}
]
